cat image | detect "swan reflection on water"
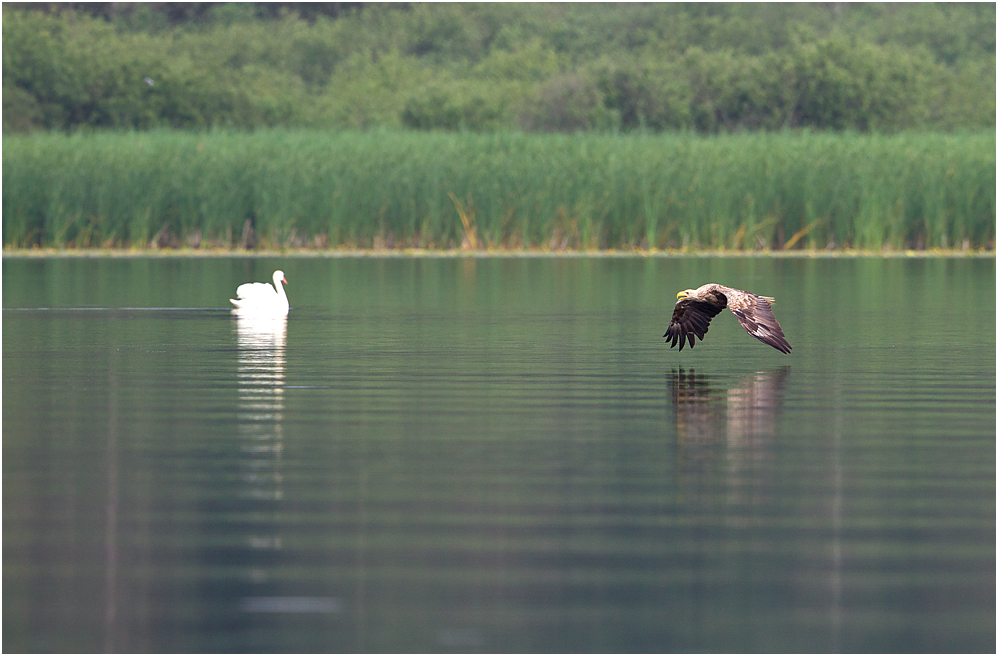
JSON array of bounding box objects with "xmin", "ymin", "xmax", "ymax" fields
[
  {"xmin": 234, "ymin": 314, "xmax": 286, "ymax": 567},
  {"xmin": 235, "ymin": 314, "xmax": 287, "ymax": 436},
  {"xmin": 232, "ymin": 314, "xmax": 343, "ymax": 618}
]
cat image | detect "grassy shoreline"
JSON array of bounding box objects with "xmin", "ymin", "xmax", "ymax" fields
[
  {"xmin": 4, "ymin": 246, "xmax": 994, "ymax": 259},
  {"xmin": 5, "ymin": 130, "xmax": 994, "ymax": 253}
]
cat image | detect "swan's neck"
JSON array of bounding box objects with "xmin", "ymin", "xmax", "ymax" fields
[{"xmin": 274, "ymin": 277, "xmax": 286, "ymax": 299}]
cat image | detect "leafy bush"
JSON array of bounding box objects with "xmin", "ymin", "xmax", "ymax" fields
[{"xmin": 3, "ymin": 4, "xmax": 994, "ymax": 134}]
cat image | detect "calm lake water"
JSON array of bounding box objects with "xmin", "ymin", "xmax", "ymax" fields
[{"xmin": 3, "ymin": 255, "xmax": 995, "ymax": 653}]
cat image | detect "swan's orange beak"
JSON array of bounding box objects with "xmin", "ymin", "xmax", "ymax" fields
[{"xmin": 282, "ymin": 276, "xmax": 288, "ymax": 284}]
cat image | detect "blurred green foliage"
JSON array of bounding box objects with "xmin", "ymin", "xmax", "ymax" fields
[{"xmin": 3, "ymin": 3, "xmax": 995, "ymax": 133}]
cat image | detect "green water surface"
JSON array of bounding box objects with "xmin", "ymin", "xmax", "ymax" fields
[{"xmin": 3, "ymin": 255, "xmax": 995, "ymax": 652}]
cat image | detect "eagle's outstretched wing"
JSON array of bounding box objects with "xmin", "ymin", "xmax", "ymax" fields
[
  {"xmin": 723, "ymin": 289, "xmax": 792, "ymax": 354},
  {"xmin": 664, "ymin": 297, "xmax": 725, "ymax": 351}
]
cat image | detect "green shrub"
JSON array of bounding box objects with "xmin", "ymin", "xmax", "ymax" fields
[{"xmin": 3, "ymin": 5, "xmax": 993, "ymax": 134}]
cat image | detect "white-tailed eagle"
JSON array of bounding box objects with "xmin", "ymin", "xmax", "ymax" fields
[{"xmin": 664, "ymin": 284, "xmax": 792, "ymax": 354}]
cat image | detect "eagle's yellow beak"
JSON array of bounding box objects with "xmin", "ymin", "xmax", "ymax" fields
[{"xmin": 677, "ymin": 291, "xmax": 688, "ymax": 300}]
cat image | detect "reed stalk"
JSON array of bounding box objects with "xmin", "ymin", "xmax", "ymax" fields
[{"xmin": 3, "ymin": 130, "xmax": 993, "ymax": 250}]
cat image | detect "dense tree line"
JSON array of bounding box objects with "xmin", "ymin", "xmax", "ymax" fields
[{"xmin": 3, "ymin": 3, "xmax": 995, "ymax": 134}]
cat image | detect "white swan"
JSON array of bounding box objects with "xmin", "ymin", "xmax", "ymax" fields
[{"xmin": 230, "ymin": 270, "xmax": 289, "ymax": 316}]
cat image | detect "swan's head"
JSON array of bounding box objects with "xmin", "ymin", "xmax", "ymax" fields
[{"xmin": 273, "ymin": 270, "xmax": 288, "ymax": 285}]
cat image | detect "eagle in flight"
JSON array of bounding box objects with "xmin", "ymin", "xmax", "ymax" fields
[{"xmin": 664, "ymin": 284, "xmax": 792, "ymax": 354}]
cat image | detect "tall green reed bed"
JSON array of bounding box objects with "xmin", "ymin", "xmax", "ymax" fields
[{"xmin": 3, "ymin": 130, "xmax": 994, "ymax": 250}]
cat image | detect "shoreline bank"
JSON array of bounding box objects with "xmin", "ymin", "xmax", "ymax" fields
[{"xmin": 4, "ymin": 247, "xmax": 995, "ymax": 259}]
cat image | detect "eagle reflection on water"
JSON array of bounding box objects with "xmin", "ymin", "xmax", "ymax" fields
[
  {"xmin": 668, "ymin": 367, "xmax": 790, "ymax": 504},
  {"xmin": 668, "ymin": 367, "xmax": 789, "ymax": 445}
]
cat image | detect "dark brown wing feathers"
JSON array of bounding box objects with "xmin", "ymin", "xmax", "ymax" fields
[
  {"xmin": 728, "ymin": 295, "xmax": 792, "ymax": 354},
  {"xmin": 664, "ymin": 298, "xmax": 724, "ymax": 351}
]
